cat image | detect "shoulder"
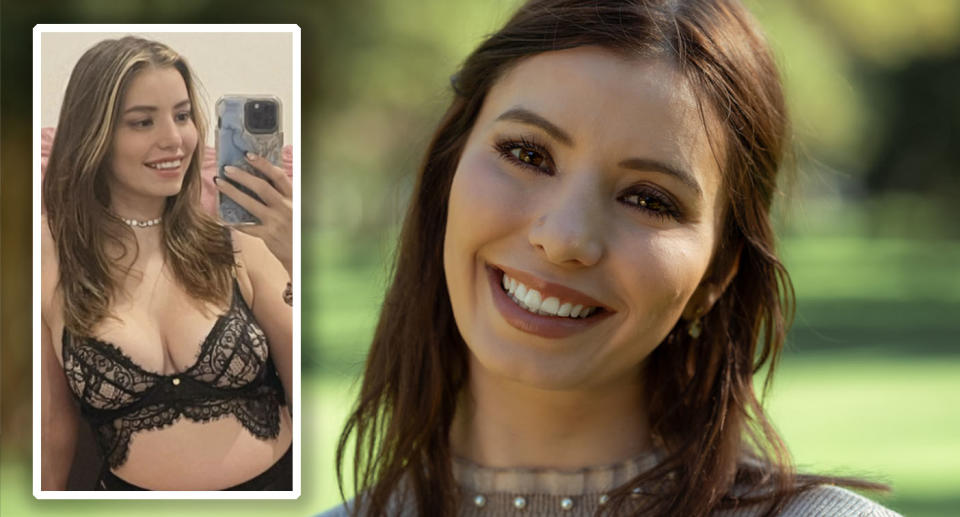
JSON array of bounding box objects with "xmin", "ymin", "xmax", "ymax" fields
[
  {"xmin": 315, "ymin": 500, "xmax": 353, "ymax": 517},
  {"xmin": 229, "ymin": 228, "xmax": 272, "ymax": 270},
  {"xmin": 315, "ymin": 497, "xmax": 416, "ymax": 517},
  {"xmin": 778, "ymin": 485, "xmax": 901, "ymax": 517},
  {"xmin": 227, "ymin": 228, "xmax": 264, "ymax": 294},
  {"xmin": 719, "ymin": 485, "xmax": 902, "ymax": 517},
  {"xmin": 40, "ymin": 215, "xmax": 59, "ymax": 313},
  {"xmin": 40, "ymin": 215, "xmax": 56, "ymax": 266}
]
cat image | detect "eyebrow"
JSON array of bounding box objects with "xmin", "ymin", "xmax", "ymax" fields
[
  {"xmin": 496, "ymin": 107, "xmax": 573, "ymax": 146},
  {"xmin": 495, "ymin": 106, "xmax": 703, "ymax": 197},
  {"xmin": 619, "ymin": 158, "xmax": 703, "ymax": 197},
  {"xmin": 123, "ymin": 99, "xmax": 191, "ymax": 115}
]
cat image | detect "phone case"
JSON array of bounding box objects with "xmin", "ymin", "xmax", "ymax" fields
[{"xmin": 216, "ymin": 95, "xmax": 284, "ymax": 225}]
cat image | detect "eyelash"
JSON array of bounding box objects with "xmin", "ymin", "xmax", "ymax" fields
[
  {"xmin": 494, "ymin": 136, "xmax": 553, "ymax": 174},
  {"xmin": 128, "ymin": 111, "xmax": 192, "ymax": 128},
  {"xmin": 492, "ymin": 136, "xmax": 683, "ymax": 221}
]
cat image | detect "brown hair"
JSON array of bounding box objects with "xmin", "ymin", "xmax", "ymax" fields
[
  {"xmin": 337, "ymin": 1, "xmax": 886, "ymax": 515},
  {"xmin": 43, "ymin": 36, "xmax": 234, "ymax": 336}
]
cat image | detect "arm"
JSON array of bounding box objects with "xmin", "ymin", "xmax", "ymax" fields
[
  {"xmin": 40, "ymin": 217, "xmax": 80, "ymax": 490},
  {"xmin": 40, "ymin": 319, "xmax": 81, "ymax": 490},
  {"xmin": 234, "ymin": 230, "xmax": 294, "ymax": 408},
  {"xmin": 215, "ymin": 153, "xmax": 294, "ymax": 405}
]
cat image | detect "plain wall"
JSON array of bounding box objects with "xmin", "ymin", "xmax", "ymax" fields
[{"xmin": 39, "ymin": 30, "xmax": 294, "ymax": 145}]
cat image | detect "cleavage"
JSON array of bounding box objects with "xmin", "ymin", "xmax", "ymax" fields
[
  {"xmin": 90, "ymin": 271, "xmax": 229, "ymax": 375},
  {"xmin": 90, "ymin": 302, "xmax": 224, "ymax": 375}
]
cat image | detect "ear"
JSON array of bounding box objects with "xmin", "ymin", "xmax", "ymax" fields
[{"xmin": 682, "ymin": 244, "xmax": 741, "ymax": 320}]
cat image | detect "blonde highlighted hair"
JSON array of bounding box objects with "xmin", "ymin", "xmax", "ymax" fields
[{"xmin": 43, "ymin": 36, "xmax": 235, "ymax": 336}]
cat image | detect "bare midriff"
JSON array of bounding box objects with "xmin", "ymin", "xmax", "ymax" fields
[{"xmin": 110, "ymin": 409, "xmax": 292, "ymax": 490}]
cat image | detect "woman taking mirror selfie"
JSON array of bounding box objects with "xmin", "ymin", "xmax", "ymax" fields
[
  {"xmin": 324, "ymin": 0, "xmax": 900, "ymax": 515},
  {"xmin": 40, "ymin": 36, "xmax": 293, "ymax": 491}
]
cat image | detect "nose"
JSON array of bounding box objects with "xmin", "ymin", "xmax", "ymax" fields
[
  {"xmin": 527, "ymin": 180, "xmax": 605, "ymax": 267},
  {"xmin": 156, "ymin": 115, "xmax": 184, "ymax": 149}
]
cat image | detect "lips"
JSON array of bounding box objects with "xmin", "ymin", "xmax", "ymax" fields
[
  {"xmin": 487, "ymin": 264, "xmax": 614, "ymax": 339},
  {"xmin": 144, "ymin": 156, "xmax": 185, "ymax": 177},
  {"xmin": 501, "ymin": 272, "xmax": 601, "ymax": 318}
]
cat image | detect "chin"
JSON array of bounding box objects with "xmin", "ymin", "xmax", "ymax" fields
[
  {"xmin": 158, "ymin": 180, "xmax": 186, "ymax": 198},
  {"xmin": 466, "ymin": 332, "xmax": 601, "ymax": 391}
]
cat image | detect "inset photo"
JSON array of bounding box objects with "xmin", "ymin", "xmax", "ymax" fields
[{"xmin": 33, "ymin": 25, "xmax": 300, "ymax": 498}]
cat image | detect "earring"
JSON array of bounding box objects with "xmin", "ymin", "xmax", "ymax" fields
[{"xmin": 687, "ymin": 307, "xmax": 704, "ymax": 339}]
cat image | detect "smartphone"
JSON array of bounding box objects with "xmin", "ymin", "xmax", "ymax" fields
[{"xmin": 216, "ymin": 95, "xmax": 284, "ymax": 225}]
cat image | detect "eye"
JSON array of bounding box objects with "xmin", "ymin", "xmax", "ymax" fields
[
  {"xmin": 620, "ymin": 187, "xmax": 682, "ymax": 221},
  {"xmin": 128, "ymin": 118, "xmax": 153, "ymax": 128},
  {"xmin": 175, "ymin": 111, "xmax": 192, "ymax": 123},
  {"xmin": 494, "ymin": 137, "xmax": 554, "ymax": 174}
]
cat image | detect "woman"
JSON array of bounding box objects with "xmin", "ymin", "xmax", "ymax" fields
[
  {"xmin": 326, "ymin": 0, "xmax": 900, "ymax": 515},
  {"xmin": 40, "ymin": 36, "xmax": 293, "ymax": 491}
]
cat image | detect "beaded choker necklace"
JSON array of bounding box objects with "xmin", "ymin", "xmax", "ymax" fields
[{"xmin": 118, "ymin": 216, "xmax": 163, "ymax": 228}]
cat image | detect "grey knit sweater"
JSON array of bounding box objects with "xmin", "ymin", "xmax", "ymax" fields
[{"xmin": 318, "ymin": 455, "xmax": 901, "ymax": 516}]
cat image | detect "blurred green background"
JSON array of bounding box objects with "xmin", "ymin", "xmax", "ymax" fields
[{"xmin": 2, "ymin": 1, "xmax": 959, "ymax": 516}]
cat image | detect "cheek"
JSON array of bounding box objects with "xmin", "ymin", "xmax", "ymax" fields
[
  {"xmin": 445, "ymin": 148, "xmax": 527, "ymax": 257},
  {"xmin": 613, "ymin": 229, "xmax": 713, "ymax": 328},
  {"xmin": 110, "ymin": 133, "xmax": 140, "ymax": 169},
  {"xmin": 182, "ymin": 123, "xmax": 199, "ymax": 152},
  {"xmin": 444, "ymin": 147, "xmax": 529, "ymax": 315}
]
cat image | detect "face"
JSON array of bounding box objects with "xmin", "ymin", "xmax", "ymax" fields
[
  {"xmin": 443, "ymin": 46, "xmax": 727, "ymax": 391},
  {"xmin": 107, "ymin": 66, "xmax": 197, "ymax": 207}
]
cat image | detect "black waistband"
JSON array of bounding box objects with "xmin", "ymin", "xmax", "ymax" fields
[{"xmin": 96, "ymin": 445, "xmax": 292, "ymax": 491}]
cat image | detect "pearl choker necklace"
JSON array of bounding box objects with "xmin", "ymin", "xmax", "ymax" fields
[{"xmin": 119, "ymin": 216, "xmax": 163, "ymax": 228}]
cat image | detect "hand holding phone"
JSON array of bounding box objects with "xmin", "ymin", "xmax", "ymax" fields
[
  {"xmin": 216, "ymin": 96, "xmax": 283, "ymax": 225},
  {"xmin": 214, "ymin": 95, "xmax": 293, "ymax": 275}
]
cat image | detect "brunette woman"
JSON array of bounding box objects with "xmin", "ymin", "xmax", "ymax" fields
[
  {"xmin": 41, "ymin": 36, "xmax": 293, "ymax": 490},
  {"xmin": 324, "ymin": 0, "xmax": 901, "ymax": 515}
]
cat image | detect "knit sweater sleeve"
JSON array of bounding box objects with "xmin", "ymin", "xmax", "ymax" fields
[
  {"xmin": 316, "ymin": 501, "xmax": 353, "ymax": 517},
  {"xmin": 777, "ymin": 486, "xmax": 901, "ymax": 517},
  {"xmin": 716, "ymin": 485, "xmax": 902, "ymax": 517}
]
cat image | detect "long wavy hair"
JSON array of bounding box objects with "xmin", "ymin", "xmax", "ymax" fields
[
  {"xmin": 43, "ymin": 36, "xmax": 235, "ymax": 336},
  {"xmin": 337, "ymin": 1, "xmax": 885, "ymax": 515}
]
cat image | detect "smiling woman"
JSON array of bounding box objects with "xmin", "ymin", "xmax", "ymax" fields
[
  {"xmin": 40, "ymin": 36, "xmax": 293, "ymax": 492},
  {"xmin": 444, "ymin": 51, "xmax": 724, "ymax": 395},
  {"xmin": 109, "ymin": 68, "xmax": 198, "ymax": 204},
  {"xmin": 323, "ymin": 1, "xmax": 901, "ymax": 516}
]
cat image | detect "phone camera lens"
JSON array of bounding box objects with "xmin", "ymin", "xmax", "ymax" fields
[{"xmin": 244, "ymin": 99, "xmax": 277, "ymax": 134}]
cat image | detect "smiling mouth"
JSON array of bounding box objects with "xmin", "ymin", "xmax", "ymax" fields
[
  {"xmin": 496, "ymin": 268, "xmax": 607, "ymax": 320},
  {"xmin": 145, "ymin": 158, "xmax": 183, "ymax": 170}
]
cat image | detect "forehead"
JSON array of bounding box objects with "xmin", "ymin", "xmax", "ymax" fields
[
  {"xmin": 479, "ymin": 46, "xmax": 724, "ymax": 196},
  {"xmin": 121, "ymin": 66, "xmax": 189, "ymax": 107}
]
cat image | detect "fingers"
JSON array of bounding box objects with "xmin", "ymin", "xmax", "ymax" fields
[
  {"xmin": 215, "ymin": 174, "xmax": 270, "ymax": 221},
  {"xmin": 231, "ymin": 222, "xmax": 267, "ymax": 239},
  {"xmin": 245, "ymin": 152, "xmax": 293, "ymax": 199},
  {"xmin": 221, "ymin": 165, "xmax": 285, "ymax": 207}
]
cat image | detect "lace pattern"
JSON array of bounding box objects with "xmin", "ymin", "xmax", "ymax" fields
[
  {"xmin": 62, "ymin": 280, "xmax": 285, "ymax": 469},
  {"xmin": 97, "ymin": 389, "xmax": 282, "ymax": 468}
]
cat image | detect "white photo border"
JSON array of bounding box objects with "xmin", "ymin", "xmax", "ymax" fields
[{"xmin": 32, "ymin": 23, "xmax": 302, "ymax": 500}]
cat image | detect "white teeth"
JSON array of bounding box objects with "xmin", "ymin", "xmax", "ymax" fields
[
  {"xmin": 147, "ymin": 159, "xmax": 181, "ymax": 170},
  {"xmin": 514, "ymin": 283, "xmax": 527, "ymax": 302},
  {"xmin": 523, "ymin": 289, "xmax": 542, "ymax": 312},
  {"xmin": 500, "ymin": 272, "xmax": 599, "ymax": 319},
  {"xmin": 540, "ymin": 297, "xmax": 560, "ymax": 315}
]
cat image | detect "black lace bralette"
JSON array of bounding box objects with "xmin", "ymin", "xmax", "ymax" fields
[{"xmin": 61, "ymin": 278, "xmax": 286, "ymax": 469}]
